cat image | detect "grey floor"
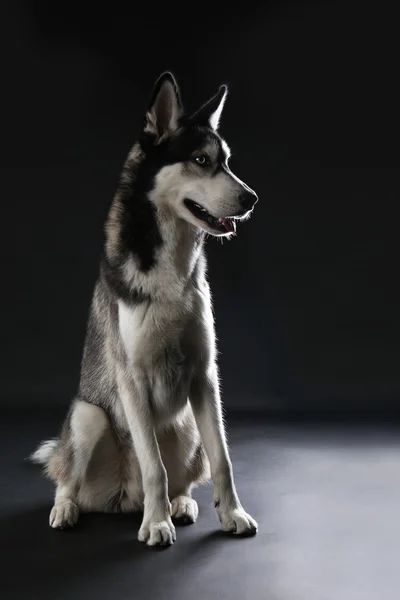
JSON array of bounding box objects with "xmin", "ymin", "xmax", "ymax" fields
[{"xmin": 1, "ymin": 410, "xmax": 399, "ymax": 599}]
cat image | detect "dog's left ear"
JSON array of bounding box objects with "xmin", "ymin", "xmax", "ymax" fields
[
  {"xmin": 189, "ymin": 85, "xmax": 228, "ymax": 131},
  {"xmin": 145, "ymin": 72, "xmax": 182, "ymax": 138}
]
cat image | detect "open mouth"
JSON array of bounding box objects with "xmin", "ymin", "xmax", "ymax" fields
[{"xmin": 184, "ymin": 199, "xmax": 236, "ymax": 234}]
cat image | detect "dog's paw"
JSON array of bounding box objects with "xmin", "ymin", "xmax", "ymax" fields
[
  {"xmin": 217, "ymin": 506, "xmax": 258, "ymax": 536},
  {"xmin": 171, "ymin": 496, "xmax": 198, "ymax": 524},
  {"xmin": 138, "ymin": 517, "xmax": 176, "ymax": 547},
  {"xmin": 49, "ymin": 500, "xmax": 79, "ymax": 529}
]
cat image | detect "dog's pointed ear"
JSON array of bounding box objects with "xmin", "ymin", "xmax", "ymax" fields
[
  {"xmin": 145, "ymin": 72, "xmax": 182, "ymax": 138},
  {"xmin": 189, "ymin": 85, "xmax": 228, "ymax": 131}
]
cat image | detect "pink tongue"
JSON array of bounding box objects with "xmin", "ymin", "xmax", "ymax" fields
[{"xmin": 218, "ymin": 217, "xmax": 235, "ymax": 233}]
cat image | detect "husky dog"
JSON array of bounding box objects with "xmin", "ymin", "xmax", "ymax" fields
[{"xmin": 31, "ymin": 72, "xmax": 258, "ymax": 546}]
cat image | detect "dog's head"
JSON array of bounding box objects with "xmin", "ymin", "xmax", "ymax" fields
[{"xmin": 139, "ymin": 72, "xmax": 258, "ymax": 237}]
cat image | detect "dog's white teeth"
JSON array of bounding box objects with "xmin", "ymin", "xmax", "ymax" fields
[{"xmin": 194, "ymin": 203, "xmax": 207, "ymax": 214}]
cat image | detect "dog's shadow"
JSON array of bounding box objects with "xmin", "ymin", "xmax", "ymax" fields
[
  {"xmin": 0, "ymin": 503, "xmax": 245, "ymax": 599},
  {"xmin": 0, "ymin": 505, "xmax": 150, "ymax": 599}
]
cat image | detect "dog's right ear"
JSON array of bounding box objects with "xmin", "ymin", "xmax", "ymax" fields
[
  {"xmin": 188, "ymin": 85, "xmax": 228, "ymax": 131},
  {"xmin": 145, "ymin": 72, "xmax": 182, "ymax": 139}
]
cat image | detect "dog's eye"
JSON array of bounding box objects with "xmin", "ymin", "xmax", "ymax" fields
[{"xmin": 194, "ymin": 155, "xmax": 210, "ymax": 167}]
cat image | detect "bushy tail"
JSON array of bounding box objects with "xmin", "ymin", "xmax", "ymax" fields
[{"xmin": 29, "ymin": 439, "xmax": 58, "ymax": 465}]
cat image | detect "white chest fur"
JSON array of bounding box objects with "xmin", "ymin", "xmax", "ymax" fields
[
  {"xmin": 117, "ymin": 298, "xmax": 194, "ymax": 418},
  {"xmin": 118, "ymin": 300, "xmax": 148, "ymax": 365}
]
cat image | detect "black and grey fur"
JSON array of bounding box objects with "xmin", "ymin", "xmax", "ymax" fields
[{"xmin": 31, "ymin": 72, "xmax": 258, "ymax": 546}]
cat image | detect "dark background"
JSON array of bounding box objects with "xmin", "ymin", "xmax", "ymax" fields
[{"xmin": 1, "ymin": 0, "xmax": 399, "ymax": 413}]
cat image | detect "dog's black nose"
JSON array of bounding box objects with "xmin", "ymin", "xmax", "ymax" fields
[{"xmin": 239, "ymin": 189, "xmax": 258, "ymax": 212}]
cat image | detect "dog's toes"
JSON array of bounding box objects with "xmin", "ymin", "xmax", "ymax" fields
[
  {"xmin": 148, "ymin": 521, "xmax": 176, "ymax": 546},
  {"xmin": 219, "ymin": 507, "xmax": 258, "ymax": 537},
  {"xmin": 49, "ymin": 500, "xmax": 79, "ymax": 530},
  {"xmin": 171, "ymin": 496, "xmax": 198, "ymax": 524},
  {"xmin": 137, "ymin": 523, "xmax": 149, "ymax": 543},
  {"xmin": 138, "ymin": 518, "xmax": 176, "ymax": 547},
  {"xmin": 234, "ymin": 512, "xmax": 258, "ymax": 536}
]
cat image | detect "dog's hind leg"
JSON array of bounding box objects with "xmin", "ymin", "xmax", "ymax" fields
[
  {"xmin": 168, "ymin": 450, "xmax": 207, "ymax": 525},
  {"xmin": 160, "ymin": 415, "xmax": 209, "ymax": 525},
  {"xmin": 49, "ymin": 483, "xmax": 80, "ymax": 529},
  {"xmin": 169, "ymin": 446, "xmax": 209, "ymax": 525},
  {"xmin": 48, "ymin": 400, "xmax": 112, "ymax": 529},
  {"xmin": 170, "ymin": 489, "xmax": 199, "ymax": 524}
]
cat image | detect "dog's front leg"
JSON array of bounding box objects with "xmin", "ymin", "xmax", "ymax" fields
[
  {"xmin": 118, "ymin": 372, "xmax": 176, "ymax": 546},
  {"xmin": 190, "ymin": 368, "xmax": 258, "ymax": 536}
]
